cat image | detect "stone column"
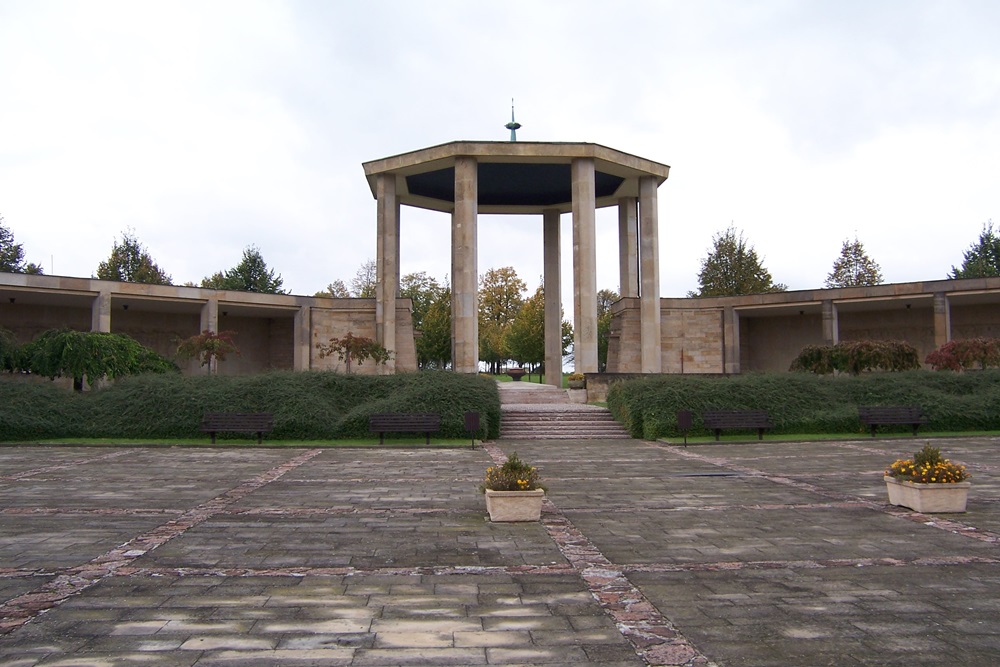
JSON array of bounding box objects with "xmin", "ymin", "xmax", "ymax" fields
[
  {"xmin": 723, "ymin": 306, "xmax": 740, "ymax": 374},
  {"xmin": 451, "ymin": 156, "xmax": 479, "ymax": 373},
  {"xmin": 543, "ymin": 209, "xmax": 562, "ymax": 386},
  {"xmin": 618, "ymin": 197, "xmax": 638, "ymax": 298},
  {"xmin": 821, "ymin": 300, "xmax": 839, "ymax": 345},
  {"xmin": 638, "ymin": 177, "xmax": 662, "ymax": 373},
  {"xmin": 294, "ymin": 305, "xmax": 311, "ymax": 371},
  {"xmin": 200, "ymin": 298, "xmax": 219, "ymax": 374},
  {"xmin": 571, "ymin": 158, "xmax": 598, "ymax": 373},
  {"xmin": 933, "ymin": 292, "xmax": 951, "ymax": 348},
  {"xmin": 91, "ymin": 290, "xmax": 111, "ymax": 333},
  {"xmin": 376, "ymin": 173, "xmax": 398, "ymax": 373}
]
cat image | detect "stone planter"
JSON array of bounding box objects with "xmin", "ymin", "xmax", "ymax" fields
[
  {"xmin": 484, "ymin": 489, "xmax": 544, "ymax": 522},
  {"xmin": 567, "ymin": 380, "xmax": 585, "ymax": 389},
  {"xmin": 884, "ymin": 476, "xmax": 970, "ymax": 513}
]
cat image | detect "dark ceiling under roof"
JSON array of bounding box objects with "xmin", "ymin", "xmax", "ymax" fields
[{"xmin": 406, "ymin": 163, "xmax": 626, "ymax": 207}]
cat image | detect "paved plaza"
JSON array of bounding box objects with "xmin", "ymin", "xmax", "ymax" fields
[{"xmin": 0, "ymin": 436, "xmax": 998, "ymax": 666}]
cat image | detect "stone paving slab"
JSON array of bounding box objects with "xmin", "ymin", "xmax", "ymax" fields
[{"xmin": 0, "ymin": 437, "xmax": 998, "ymax": 665}]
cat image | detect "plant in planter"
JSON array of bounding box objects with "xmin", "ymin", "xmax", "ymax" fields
[
  {"xmin": 567, "ymin": 372, "xmax": 585, "ymax": 389},
  {"xmin": 481, "ymin": 452, "xmax": 545, "ymax": 522},
  {"xmin": 884, "ymin": 444, "xmax": 971, "ymax": 513}
]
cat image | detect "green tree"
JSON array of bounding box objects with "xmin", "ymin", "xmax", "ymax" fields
[
  {"xmin": 418, "ymin": 286, "xmax": 452, "ymax": 369},
  {"xmin": 950, "ymin": 220, "xmax": 1000, "ymax": 279},
  {"xmin": 0, "ymin": 326, "xmax": 19, "ymax": 371},
  {"xmin": 315, "ymin": 280, "xmax": 350, "ymax": 298},
  {"xmin": 96, "ymin": 228, "xmax": 172, "ymax": 285},
  {"xmin": 0, "ymin": 215, "xmax": 43, "ymax": 274},
  {"xmin": 401, "ymin": 272, "xmax": 444, "ymax": 330},
  {"xmin": 597, "ymin": 289, "xmax": 619, "ymax": 372},
  {"xmin": 478, "ymin": 266, "xmax": 527, "ymax": 373},
  {"xmin": 19, "ymin": 328, "xmax": 177, "ymax": 391},
  {"xmin": 825, "ymin": 237, "xmax": 883, "ymax": 288},
  {"xmin": 689, "ymin": 226, "xmax": 787, "ymax": 297},
  {"xmin": 201, "ymin": 245, "xmax": 286, "ymax": 293},
  {"xmin": 351, "ymin": 259, "xmax": 377, "ymax": 298},
  {"xmin": 504, "ymin": 286, "xmax": 545, "ymax": 372}
]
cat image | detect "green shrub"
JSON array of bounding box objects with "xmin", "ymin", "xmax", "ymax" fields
[
  {"xmin": 607, "ymin": 370, "xmax": 1000, "ymax": 439},
  {"xmin": 0, "ymin": 370, "xmax": 500, "ymax": 442}
]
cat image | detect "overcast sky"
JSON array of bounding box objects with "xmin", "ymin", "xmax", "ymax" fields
[{"xmin": 2, "ymin": 1, "xmax": 998, "ymax": 306}]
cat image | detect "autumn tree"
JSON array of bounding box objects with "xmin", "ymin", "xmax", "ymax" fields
[
  {"xmin": 689, "ymin": 226, "xmax": 787, "ymax": 297},
  {"xmin": 478, "ymin": 267, "xmax": 526, "ymax": 373},
  {"xmin": 96, "ymin": 228, "xmax": 172, "ymax": 284},
  {"xmin": 350, "ymin": 259, "xmax": 377, "ymax": 298},
  {"xmin": 202, "ymin": 245, "xmax": 286, "ymax": 293},
  {"xmin": 315, "ymin": 280, "xmax": 350, "ymax": 298},
  {"xmin": 175, "ymin": 330, "xmax": 240, "ymax": 370},
  {"xmin": 950, "ymin": 220, "xmax": 1000, "ymax": 279},
  {"xmin": 504, "ymin": 285, "xmax": 573, "ymax": 378},
  {"xmin": 0, "ymin": 215, "xmax": 43, "ymax": 274},
  {"xmin": 504, "ymin": 286, "xmax": 545, "ymax": 373},
  {"xmin": 316, "ymin": 332, "xmax": 391, "ymax": 373},
  {"xmin": 825, "ymin": 237, "xmax": 884, "ymax": 288}
]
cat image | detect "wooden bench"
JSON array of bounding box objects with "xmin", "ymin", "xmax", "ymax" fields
[
  {"xmin": 201, "ymin": 412, "xmax": 274, "ymax": 444},
  {"xmin": 702, "ymin": 410, "xmax": 773, "ymax": 441},
  {"xmin": 369, "ymin": 413, "xmax": 441, "ymax": 444},
  {"xmin": 858, "ymin": 406, "xmax": 928, "ymax": 437}
]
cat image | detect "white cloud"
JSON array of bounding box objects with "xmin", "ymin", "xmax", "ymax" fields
[{"xmin": 1, "ymin": 0, "xmax": 997, "ymax": 301}]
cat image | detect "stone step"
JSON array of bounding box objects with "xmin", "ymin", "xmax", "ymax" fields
[{"xmin": 499, "ymin": 406, "xmax": 630, "ymax": 439}]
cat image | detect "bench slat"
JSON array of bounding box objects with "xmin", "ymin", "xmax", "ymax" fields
[
  {"xmin": 858, "ymin": 406, "xmax": 927, "ymax": 437},
  {"xmin": 701, "ymin": 410, "xmax": 772, "ymax": 441},
  {"xmin": 369, "ymin": 413, "xmax": 441, "ymax": 444},
  {"xmin": 200, "ymin": 412, "xmax": 274, "ymax": 444}
]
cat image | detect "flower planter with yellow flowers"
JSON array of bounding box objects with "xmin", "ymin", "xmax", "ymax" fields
[
  {"xmin": 481, "ymin": 452, "xmax": 545, "ymax": 522},
  {"xmin": 884, "ymin": 444, "xmax": 970, "ymax": 513}
]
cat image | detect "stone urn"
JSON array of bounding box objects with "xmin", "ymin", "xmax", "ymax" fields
[
  {"xmin": 484, "ymin": 489, "xmax": 544, "ymax": 522},
  {"xmin": 506, "ymin": 367, "xmax": 526, "ymax": 381},
  {"xmin": 884, "ymin": 476, "xmax": 971, "ymax": 513}
]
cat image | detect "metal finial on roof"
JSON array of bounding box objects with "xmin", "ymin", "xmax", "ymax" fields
[{"xmin": 504, "ymin": 99, "xmax": 521, "ymax": 141}]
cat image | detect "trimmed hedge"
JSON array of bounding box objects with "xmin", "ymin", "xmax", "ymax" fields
[
  {"xmin": 0, "ymin": 371, "xmax": 501, "ymax": 442},
  {"xmin": 607, "ymin": 371, "xmax": 1000, "ymax": 439}
]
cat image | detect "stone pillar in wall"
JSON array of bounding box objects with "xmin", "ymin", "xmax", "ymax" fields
[
  {"xmin": 376, "ymin": 173, "xmax": 399, "ymax": 373},
  {"xmin": 451, "ymin": 156, "xmax": 479, "ymax": 373},
  {"xmin": 571, "ymin": 158, "xmax": 598, "ymax": 373},
  {"xmin": 91, "ymin": 289, "xmax": 111, "ymax": 333},
  {"xmin": 618, "ymin": 197, "xmax": 638, "ymax": 298},
  {"xmin": 933, "ymin": 292, "xmax": 951, "ymax": 349},
  {"xmin": 200, "ymin": 298, "xmax": 219, "ymax": 374},
  {"xmin": 543, "ymin": 209, "xmax": 562, "ymax": 386},
  {"xmin": 821, "ymin": 300, "xmax": 839, "ymax": 345},
  {"xmin": 638, "ymin": 177, "xmax": 662, "ymax": 373},
  {"xmin": 294, "ymin": 305, "xmax": 311, "ymax": 371},
  {"xmin": 723, "ymin": 306, "xmax": 740, "ymax": 374}
]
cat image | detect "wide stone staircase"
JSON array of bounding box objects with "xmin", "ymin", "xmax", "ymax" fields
[{"xmin": 498, "ymin": 381, "xmax": 631, "ymax": 440}]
